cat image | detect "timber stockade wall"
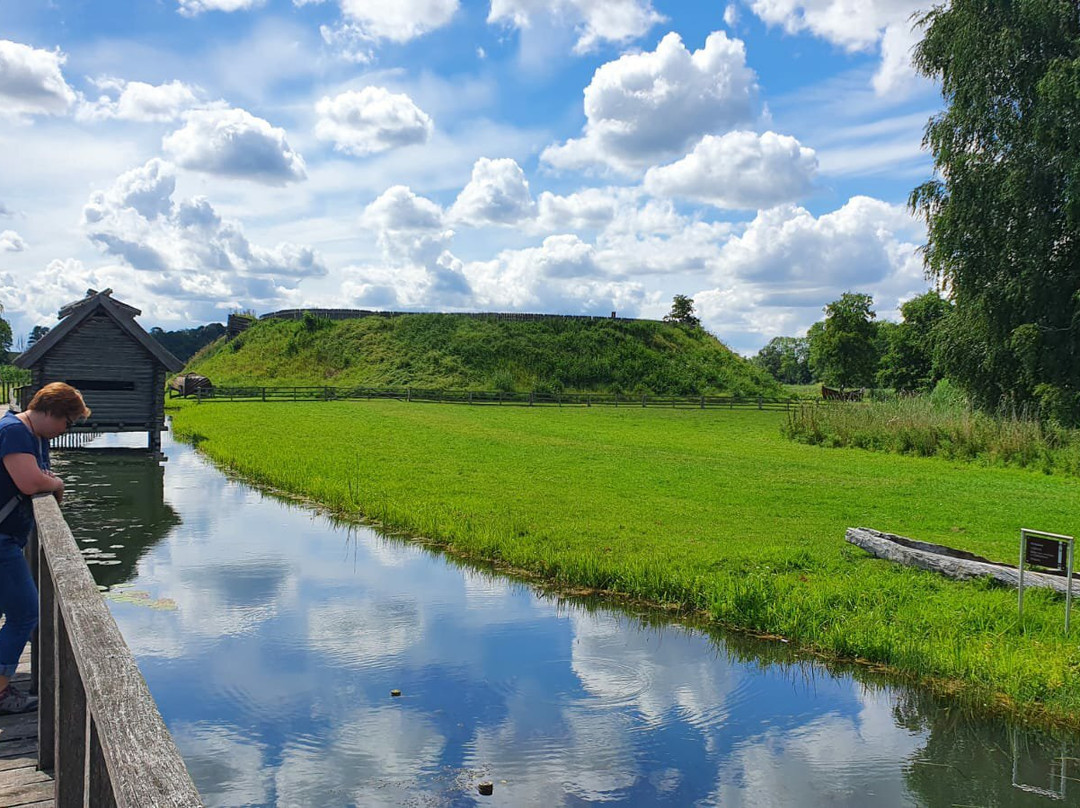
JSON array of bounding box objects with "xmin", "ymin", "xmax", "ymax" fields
[
  {"xmin": 258, "ymin": 308, "xmax": 654, "ymax": 324},
  {"xmin": 195, "ymin": 385, "xmax": 796, "ymax": 411},
  {"xmin": 17, "ymin": 495, "xmax": 203, "ymax": 807}
]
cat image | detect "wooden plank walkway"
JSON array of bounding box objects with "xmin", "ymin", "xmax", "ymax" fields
[{"xmin": 0, "ymin": 646, "xmax": 52, "ymax": 808}]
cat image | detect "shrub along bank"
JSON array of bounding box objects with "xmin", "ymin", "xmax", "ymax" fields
[
  {"xmin": 785, "ymin": 387, "xmax": 1080, "ymax": 476},
  {"xmin": 172, "ymin": 400, "xmax": 1080, "ymax": 728},
  {"xmin": 186, "ymin": 314, "xmax": 784, "ymax": 397}
]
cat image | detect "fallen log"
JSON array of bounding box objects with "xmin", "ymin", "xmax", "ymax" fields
[{"xmin": 845, "ymin": 527, "xmax": 1080, "ymax": 596}]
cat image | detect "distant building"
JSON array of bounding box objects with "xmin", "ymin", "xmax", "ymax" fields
[{"xmin": 14, "ymin": 289, "xmax": 183, "ymax": 453}]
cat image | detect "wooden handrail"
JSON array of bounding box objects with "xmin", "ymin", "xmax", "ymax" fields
[{"xmin": 29, "ymin": 494, "xmax": 203, "ymax": 807}]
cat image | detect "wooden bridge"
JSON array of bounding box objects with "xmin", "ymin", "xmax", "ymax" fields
[{"xmin": 0, "ymin": 496, "xmax": 202, "ymax": 807}]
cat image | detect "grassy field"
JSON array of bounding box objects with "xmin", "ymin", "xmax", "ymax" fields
[{"xmin": 171, "ymin": 400, "xmax": 1080, "ymax": 727}]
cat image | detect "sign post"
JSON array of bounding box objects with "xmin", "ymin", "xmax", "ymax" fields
[{"xmin": 1018, "ymin": 528, "xmax": 1074, "ymax": 633}]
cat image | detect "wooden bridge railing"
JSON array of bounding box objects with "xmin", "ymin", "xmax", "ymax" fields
[{"xmin": 27, "ymin": 494, "xmax": 203, "ymax": 807}]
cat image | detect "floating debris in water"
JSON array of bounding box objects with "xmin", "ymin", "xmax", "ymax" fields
[
  {"xmin": 477, "ymin": 782, "xmax": 494, "ymax": 796},
  {"xmin": 390, "ymin": 689, "xmax": 401, "ymax": 697},
  {"xmin": 105, "ymin": 590, "xmax": 177, "ymax": 610}
]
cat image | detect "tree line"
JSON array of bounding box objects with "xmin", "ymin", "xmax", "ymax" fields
[
  {"xmin": 756, "ymin": 1, "xmax": 1080, "ymax": 423},
  {"xmin": 752, "ymin": 291, "xmax": 953, "ymax": 393}
]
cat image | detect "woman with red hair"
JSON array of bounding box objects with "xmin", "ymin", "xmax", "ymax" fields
[{"xmin": 0, "ymin": 382, "xmax": 89, "ymax": 714}]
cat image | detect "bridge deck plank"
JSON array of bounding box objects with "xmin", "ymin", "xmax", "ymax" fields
[{"xmin": 0, "ymin": 648, "xmax": 53, "ymax": 808}]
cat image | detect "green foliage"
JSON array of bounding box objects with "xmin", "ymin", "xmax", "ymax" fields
[
  {"xmin": 785, "ymin": 392, "xmax": 1080, "ymax": 475},
  {"xmin": 149, "ymin": 323, "xmax": 227, "ymax": 362},
  {"xmin": 910, "ymin": 0, "xmax": 1080, "ymax": 422},
  {"xmin": 173, "ymin": 400, "xmax": 1080, "ymax": 726},
  {"xmin": 0, "ymin": 316, "xmax": 12, "ymax": 358},
  {"xmin": 301, "ymin": 311, "xmax": 333, "ymax": 332},
  {"xmin": 27, "ymin": 325, "xmax": 50, "ymax": 347},
  {"xmin": 753, "ymin": 336, "xmax": 811, "ymax": 384},
  {"xmin": 663, "ymin": 294, "xmax": 701, "ymax": 327},
  {"xmin": 185, "ymin": 314, "xmax": 784, "ymax": 397},
  {"xmin": 877, "ymin": 291, "xmax": 953, "ymax": 393},
  {"xmin": 0, "ymin": 365, "xmax": 30, "ymax": 384},
  {"xmin": 807, "ymin": 292, "xmax": 879, "ymax": 389}
]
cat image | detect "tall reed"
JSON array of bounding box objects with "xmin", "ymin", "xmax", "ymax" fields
[{"xmin": 784, "ymin": 391, "xmax": 1080, "ymax": 475}]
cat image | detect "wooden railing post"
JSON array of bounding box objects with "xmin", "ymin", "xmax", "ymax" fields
[
  {"xmin": 38, "ymin": 549, "xmax": 56, "ymax": 770},
  {"xmin": 55, "ymin": 610, "xmax": 87, "ymax": 808},
  {"xmin": 25, "ymin": 527, "xmax": 38, "ymax": 695},
  {"xmin": 88, "ymin": 716, "xmax": 117, "ymax": 807}
]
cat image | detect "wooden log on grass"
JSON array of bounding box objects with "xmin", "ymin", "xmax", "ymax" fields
[{"xmin": 845, "ymin": 527, "xmax": 1080, "ymax": 595}]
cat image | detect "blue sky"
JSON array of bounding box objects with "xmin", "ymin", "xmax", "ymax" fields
[{"xmin": 0, "ymin": 0, "xmax": 940, "ymax": 353}]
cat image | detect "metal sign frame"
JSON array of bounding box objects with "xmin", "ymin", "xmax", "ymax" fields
[
  {"xmin": 1019, "ymin": 528, "xmax": 1075, "ymax": 633},
  {"xmin": 1011, "ymin": 728, "xmax": 1068, "ymax": 800}
]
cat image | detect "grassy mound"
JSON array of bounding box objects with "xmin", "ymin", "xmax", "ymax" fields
[{"xmin": 186, "ymin": 314, "xmax": 784, "ymax": 397}]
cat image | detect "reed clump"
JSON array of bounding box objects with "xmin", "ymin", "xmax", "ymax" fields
[{"xmin": 784, "ymin": 383, "xmax": 1080, "ymax": 476}]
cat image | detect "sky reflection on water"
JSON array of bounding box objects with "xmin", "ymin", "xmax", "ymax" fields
[{"xmin": 52, "ymin": 431, "xmax": 1080, "ymax": 807}]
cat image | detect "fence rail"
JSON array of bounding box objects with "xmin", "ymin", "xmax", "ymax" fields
[
  {"xmin": 28, "ymin": 495, "xmax": 203, "ymax": 807},
  {"xmin": 193, "ymin": 385, "xmax": 796, "ymax": 411}
]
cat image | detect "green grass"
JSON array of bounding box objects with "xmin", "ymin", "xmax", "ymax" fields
[
  {"xmin": 187, "ymin": 314, "xmax": 784, "ymax": 397},
  {"xmin": 171, "ymin": 400, "xmax": 1080, "ymax": 727}
]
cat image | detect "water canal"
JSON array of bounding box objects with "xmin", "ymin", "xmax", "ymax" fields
[{"xmin": 51, "ymin": 430, "xmax": 1080, "ymax": 807}]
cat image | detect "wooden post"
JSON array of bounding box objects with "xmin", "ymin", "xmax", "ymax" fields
[
  {"xmin": 529, "ymin": 392, "xmax": 534, "ymax": 407},
  {"xmin": 700, "ymin": 395, "xmax": 705, "ymax": 409},
  {"xmin": 38, "ymin": 550, "xmax": 55, "ymax": 770},
  {"xmin": 641, "ymin": 394, "xmax": 647, "ymax": 408},
  {"xmin": 88, "ymin": 717, "xmax": 117, "ymax": 808},
  {"xmin": 56, "ymin": 611, "xmax": 87, "ymax": 808},
  {"xmin": 758, "ymin": 396, "xmax": 763, "ymax": 410},
  {"xmin": 25, "ymin": 528, "xmax": 38, "ymax": 695}
]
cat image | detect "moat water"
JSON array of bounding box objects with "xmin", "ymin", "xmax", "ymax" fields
[{"xmin": 51, "ymin": 430, "xmax": 1080, "ymax": 807}]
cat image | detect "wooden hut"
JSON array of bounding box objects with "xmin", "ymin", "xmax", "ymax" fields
[{"xmin": 14, "ymin": 289, "xmax": 183, "ymax": 453}]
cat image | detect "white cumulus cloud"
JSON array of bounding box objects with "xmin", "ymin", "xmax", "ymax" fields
[
  {"xmin": 716, "ymin": 195, "xmax": 922, "ymax": 289},
  {"xmin": 464, "ymin": 236, "xmax": 649, "ymax": 314},
  {"xmin": 177, "ymin": 0, "xmax": 265, "ymax": 16},
  {"xmin": 81, "ymin": 159, "xmax": 326, "ymax": 307},
  {"xmin": 488, "ymin": 0, "xmax": 664, "ymax": 53},
  {"xmin": 747, "ymin": 0, "xmax": 925, "ymax": 95},
  {"xmin": 163, "ymin": 108, "xmax": 307, "ymax": 184},
  {"xmin": 872, "ymin": 19, "xmax": 923, "ymax": 96},
  {"xmin": 336, "ymin": 0, "xmax": 459, "ymax": 43},
  {"xmin": 542, "ymin": 31, "xmax": 757, "ymax": 174},
  {"xmin": 0, "ymin": 231, "xmax": 26, "ymax": 252},
  {"xmin": 0, "ymin": 40, "xmax": 76, "ymax": 118},
  {"xmin": 644, "ymin": 131, "xmax": 817, "ymax": 209},
  {"xmin": 536, "ymin": 188, "xmax": 622, "ymax": 232},
  {"xmin": 748, "ymin": 0, "xmax": 921, "ymax": 51},
  {"xmin": 315, "ymin": 87, "xmax": 433, "ymax": 156},
  {"xmin": 449, "ymin": 157, "xmax": 536, "ymax": 227},
  {"xmin": 357, "ymin": 185, "xmax": 470, "ymax": 306},
  {"xmin": 78, "ymin": 78, "xmax": 203, "ymax": 122}
]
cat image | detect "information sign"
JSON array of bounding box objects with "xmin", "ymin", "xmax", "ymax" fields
[
  {"xmin": 1019, "ymin": 529, "xmax": 1075, "ymax": 633},
  {"xmin": 1025, "ymin": 536, "xmax": 1069, "ymax": 571}
]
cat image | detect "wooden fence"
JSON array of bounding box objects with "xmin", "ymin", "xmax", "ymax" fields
[
  {"xmin": 27, "ymin": 494, "xmax": 203, "ymax": 807},
  {"xmin": 193, "ymin": 385, "xmax": 796, "ymax": 411}
]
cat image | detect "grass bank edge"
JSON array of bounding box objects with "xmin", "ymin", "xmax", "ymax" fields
[{"xmin": 169, "ymin": 400, "xmax": 1080, "ymax": 730}]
